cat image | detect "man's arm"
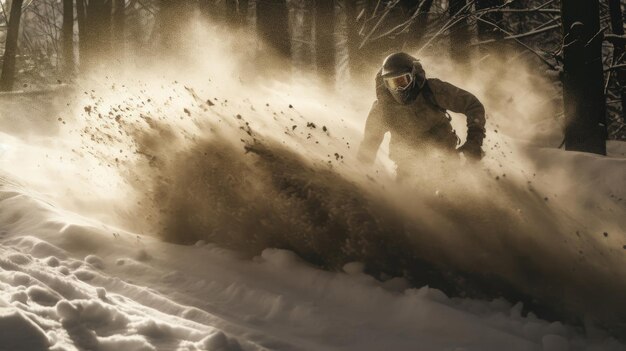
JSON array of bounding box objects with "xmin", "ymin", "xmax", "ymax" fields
[
  {"xmin": 357, "ymin": 100, "xmax": 386, "ymax": 164},
  {"xmin": 428, "ymin": 79, "xmax": 486, "ymax": 159}
]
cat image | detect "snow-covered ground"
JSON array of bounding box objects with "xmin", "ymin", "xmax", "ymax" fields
[
  {"xmin": 1, "ymin": 23, "xmax": 626, "ymax": 351},
  {"xmin": 0, "ymin": 174, "xmax": 625, "ymax": 351}
]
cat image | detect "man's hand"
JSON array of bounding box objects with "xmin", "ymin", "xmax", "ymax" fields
[{"xmin": 458, "ymin": 142, "xmax": 484, "ymax": 161}]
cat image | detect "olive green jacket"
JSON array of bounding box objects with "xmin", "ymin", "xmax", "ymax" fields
[{"xmin": 357, "ymin": 76, "xmax": 486, "ymax": 166}]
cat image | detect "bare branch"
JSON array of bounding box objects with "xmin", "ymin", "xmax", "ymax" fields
[
  {"xmin": 473, "ymin": 24, "xmax": 560, "ymax": 46},
  {"xmin": 605, "ymin": 34, "xmax": 626, "ymax": 47},
  {"xmin": 474, "ymin": 16, "xmax": 558, "ymax": 70}
]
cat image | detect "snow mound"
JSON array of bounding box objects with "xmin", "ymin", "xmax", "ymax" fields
[{"xmin": 0, "ymin": 187, "xmax": 625, "ymax": 350}]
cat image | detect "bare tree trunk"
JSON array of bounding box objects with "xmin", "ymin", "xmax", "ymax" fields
[
  {"xmin": 114, "ymin": 0, "xmax": 125, "ymax": 56},
  {"xmin": 225, "ymin": 0, "xmax": 237, "ymax": 22},
  {"xmin": 225, "ymin": 0, "xmax": 249, "ymax": 26},
  {"xmin": 405, "ymin": 0, "xmax": 434, "ymax": 50},
  {"xmin": 448, "ymin": 0, "xmax": 470, "ymax": 62},
  {"xmin": 62, "ymin": 0, "xmax": 75, "ymax": 77},
  {"xmin": 77, "ymin": 0, "xmax": 87, "ymax": 67},
  {"xmin": 82, "ymin": 0, "xmax": 112, "ymax": 69},
  {"xmin": 239, "ymin": 0, "xmax": 249, "ymax": 23},
  {"xmin": 0, "ymin": 0, "xmax": 24, "ymax": 91},
  {"xmin": 292, "ymin": 0, "xmax": 314, "ymax": 71},
  {"xmin": 608, "ymin": 0, "xmax": 626, "ymax": 122},
  {"xmin": 315, "ymin": 0, "xmax": 335, "ymax": 82},
  {"xmin": 561, "ymin": 0, "xmax": 607, "ymax": 154},
  {"xmin": 101, "ymin": 0, "xmax": 113, "ymax": 55},
  {"xmin": 257, "ymin": 0, "xmax": 291, "ymax": 58},
  {"xmin": 475, "ymin": 0, "xmax": 503, "ymax": 44}
]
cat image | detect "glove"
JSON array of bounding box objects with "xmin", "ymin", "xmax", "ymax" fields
[
  {"xmin": 458, "ymin": 142, "xmax": 484, "ymax": 160},
  {"xmin": 459, "ymin": 126, "xmax": 485, "ymax": 160}
]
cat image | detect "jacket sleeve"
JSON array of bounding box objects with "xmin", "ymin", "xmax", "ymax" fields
[
  {"xmin": 428, "ymin": 79, "xmax": 486, "ymax": 145},
  {"xmin": 357, "ymin": 100, "xmax": 387, "ymax": 164}
]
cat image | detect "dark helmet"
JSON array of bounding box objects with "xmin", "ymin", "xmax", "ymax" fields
[{"xmin": 380, "ymin": 52, "xmax": 426, "ymax": 104}]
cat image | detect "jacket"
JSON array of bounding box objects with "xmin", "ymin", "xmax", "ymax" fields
[{"xmin": 357, "ymin": 72, "xmax": 486, "ymax": 167}]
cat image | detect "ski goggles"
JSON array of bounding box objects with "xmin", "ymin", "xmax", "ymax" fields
[{"xmin": 383, "ymin": 73, "xmax": 413, "ymax": 91}]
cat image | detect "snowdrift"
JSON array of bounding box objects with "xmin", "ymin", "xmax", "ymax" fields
[{"xmin": 0, "ymin": 187, "xmax": 624, "ymax": 350}]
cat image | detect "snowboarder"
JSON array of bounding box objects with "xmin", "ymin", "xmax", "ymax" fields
[{"xmin": 357, "ymin": 52, "xmax": 486, "ymax": 180}]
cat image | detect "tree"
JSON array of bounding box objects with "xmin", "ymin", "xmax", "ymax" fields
[
  {"xmin": 239, "ymin": 0, "xmax": 250, "ymax": 25},
  {"xmin": 226, "ymin": 0, "xmax": 236, "ymax": 21},
  {"xmin": 560, "ymin": 0, "xmax": 607, "ymax": 154},
  {"xmin": 0, "ymin": 0, "xmax": 25, "ymax": 91},
  {"xmin": 608, "ymin": 0, "xmax": 626, "ymax": 122},
  {"xmin": 114, "ymin": 0, "xmax": 125, "ymax": 55},
  {"xmin": 475, "ymin": 0, "xmax": 504, "ymax": 45},
  {"xmin": 225, "ymin": 0, "xmax": 249, "ymax": 26},
  {"xmin": 406, "ymin": 0, "xmax": 434, "ymax": 50},
  {"xmin": 448, "ymin": 0, "xmax": 471, "ymax": 62},
  {"xmin": 256, "ymin": 0, "xmax": 291, "ymax": 58},
  {"xmin": 315, "ymin": 0, "xmax": 335, "ymax": 81},
  {"xmin": 62, "ymin": 0, "xmax": 75, "ymax": 77},
  {"xmin": 79, "ymin": 0, "xmax": 113, "ymax": 69},
  {"xmin": 77, "ymin": 0, "xmax": 87, "ymax": 63}
]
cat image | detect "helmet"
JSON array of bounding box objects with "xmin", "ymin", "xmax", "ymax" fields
[{"xmin": 381, "ymin": 52, "xmax": 426, "ymax": 104}]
